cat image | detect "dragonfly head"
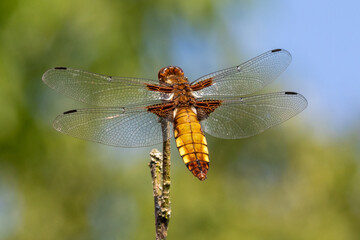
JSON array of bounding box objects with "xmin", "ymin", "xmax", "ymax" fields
[{"xmin": 158, "ymin": 66, "xmax": 185, "ymax": 84}]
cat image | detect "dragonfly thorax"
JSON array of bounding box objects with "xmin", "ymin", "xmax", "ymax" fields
[{"xmin": 172, "ymin": 83, "xmax": 196, "ymax": 106}]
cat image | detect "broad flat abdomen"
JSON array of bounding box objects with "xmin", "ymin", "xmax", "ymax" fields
[{"xmin": 174, "ymin": 107, "xmax": 209, "ymax": 181}]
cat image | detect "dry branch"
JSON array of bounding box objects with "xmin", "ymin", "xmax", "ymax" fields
[{"xmin": 149, "ymin": 119, "xmax": 171, "ymax": 240}]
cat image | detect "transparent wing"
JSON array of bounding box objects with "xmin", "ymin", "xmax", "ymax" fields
[
  {"xmin": 192, "ymin": 49, "xmax": 292, "ymax": 97},
  {"xmin": 201, "ymin": 92, "xmax": 307, "ymax": 139},
  {"xmin": 53, "ymin": 107, "xmax": 172, "ymax": 147},
  {"xmin": 42, "ymin": 67, "xmax": 164, "ymax": 107}
]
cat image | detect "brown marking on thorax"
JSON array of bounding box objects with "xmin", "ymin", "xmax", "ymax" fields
[{"xmin": 190, "ymin": 78, "xmax": 214, "ymax": 91}]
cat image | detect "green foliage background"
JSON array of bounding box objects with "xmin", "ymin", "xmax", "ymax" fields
[{"xmin": 0, "ymin": 0, "xmax": 359, "ymax": 239}]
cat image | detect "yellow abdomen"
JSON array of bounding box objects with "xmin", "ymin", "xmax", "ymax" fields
[{"xmin": 174, "ymin": 107, "xmax": 209, "ymax": 181}]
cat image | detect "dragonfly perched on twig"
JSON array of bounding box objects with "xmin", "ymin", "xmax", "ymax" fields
[{"xmin": 42, "ymin": 49, "xmax": 307, "ymax": 181}]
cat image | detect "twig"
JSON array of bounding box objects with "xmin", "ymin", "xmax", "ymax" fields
[{"xmin": 149, "ymin": 119, "xmax": 171, "ymax": 240}]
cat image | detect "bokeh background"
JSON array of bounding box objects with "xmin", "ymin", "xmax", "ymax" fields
[{"xmin": 1, "ymin": 0, "xmax": 360, "ymax": 239}]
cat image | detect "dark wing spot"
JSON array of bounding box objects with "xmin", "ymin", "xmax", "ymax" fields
[
  {"xmin": 54, "ymin": 67, "xmax": 67, "ymax": 70},
  {"xmin": 271, "ymin": 49, "xmax": 282, "ymax": 53},
  {"xmin": 63, "ymin": 109, "xmax": 77, "ymax": 114},
  {"xmin": 108, "ymin": 76, "xmax": 113, "ymax": 81},
  {"xmin": 285, "ymin": 91, "xmax": 298, "ymax": 95}
]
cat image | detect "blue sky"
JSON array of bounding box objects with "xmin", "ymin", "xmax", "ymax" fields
[
  {"xmin": 171, "ymin": 0, "xmax": 360, "ymax": 136},
  {"xmin": 226, "ymin": 0, "xmax": 360, "ymax": 135}
]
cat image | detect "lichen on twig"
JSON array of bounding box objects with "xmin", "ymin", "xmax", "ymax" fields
[{"xmin": 149, "ymin": 119, "xmax": 171, "ymax": 240}]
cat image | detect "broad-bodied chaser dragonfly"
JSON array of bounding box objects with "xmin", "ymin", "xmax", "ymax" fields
[{"xmin": 42, "ymin": 49, "xmax": 307, "ymax": 181}]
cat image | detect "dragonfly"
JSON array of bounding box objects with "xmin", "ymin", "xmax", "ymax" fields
[{"xmin": 42, "ymin": 49, "xmax": 307, "ymax": 181}]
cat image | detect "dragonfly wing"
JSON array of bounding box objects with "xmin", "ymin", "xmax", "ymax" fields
[
  {"xmin": 191, "ymin": 49, "xmax": 292, "ymax": 97},
  {"xmin": 42, "ymin": 67, "xmax": 165, "ymax": 107},
  {"xmin": 201, "ymin": 92, "xmax": 307, "ymax": 139},
  {"xmin": 53, "ymin": 107, "xmax": 172, "ymax": 147}
]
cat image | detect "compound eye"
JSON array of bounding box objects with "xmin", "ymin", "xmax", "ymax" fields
[
  {"xmin": 158, "ymin": 66, "xmax": 184, "ymax": 81},
  {"xmin": 158, "ymin": 67, "xmax": 168, "ymax": 80},
  {"xmin": 174, "ymin": 66, "xmax": 184, "ymax": 76}
]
